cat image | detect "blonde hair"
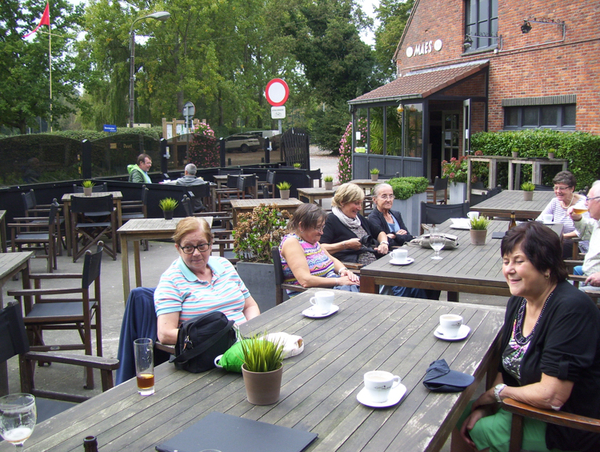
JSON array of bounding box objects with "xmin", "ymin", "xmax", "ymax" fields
[
  {"xmin": 173, "ymin": 217, "xmax": 213, "ymax": 244},
  {"xmin": 332, "ymin": 183, "xmax": 364, "ymax": 208}
]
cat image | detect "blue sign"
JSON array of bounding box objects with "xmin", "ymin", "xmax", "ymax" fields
[{"xmin": 103, "ymin": 124, "xmax": 117, "ymax": 133}]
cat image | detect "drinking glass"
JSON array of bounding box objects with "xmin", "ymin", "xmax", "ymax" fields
[
  {"xmin": 134, "ymin": 338, "xmax": 155, "ymax": 396},
  {"xmin": 0, "ymin": 393, "xmax": 37, "ymax": 448},
  {"xmin": 430, "ymin": 228, "xmax": 445, "ymax": 260}
]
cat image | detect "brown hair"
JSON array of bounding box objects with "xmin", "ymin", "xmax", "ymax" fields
[
  {"xmin": 287, "ymin": 203, "xmax": 327, "ymax": 232},
  {"xmin": 173, "ymin": 217, "xmax": 213, "ymax": 244},
  {"xmin": 137, "ymin": 153, "xmax": 151, "ymax": 165},
  {"xmin": 552, "ymin": 170, "xmax": 576, "ymax": 188}
]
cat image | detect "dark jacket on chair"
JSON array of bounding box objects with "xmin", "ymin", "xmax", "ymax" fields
[
  {"xmin": 367, "ymin": 208, "xmax": 414, "ymax": 247},
  {"xmin": 321, "ymin": 213, "xmax": 384, "ymax": 263}
]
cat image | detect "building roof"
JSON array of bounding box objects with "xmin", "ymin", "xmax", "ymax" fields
[{"xmin": 348, "ymin": 60, "xmax": 489, "ymax": 106}]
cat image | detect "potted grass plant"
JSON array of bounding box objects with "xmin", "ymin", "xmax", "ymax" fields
[
  {"xmin": 521, "ymin": 181, "xmax": 535, "ymax": 201},
  {"xmin": 276, "ymin": 181, "xmax": 291, "ymax": 199},
  {"xmin": 293, "ymin": 163, "xmax": 301, "ymax": 169},
  {"xmin": 470, "ymin": 216, "xmax": 490, "ymax": 246},
  {"xmin": 82, "ymin": 180, "xmax": 95, "ymax": 196},
  {"xmin": 159, "ymin": 197, "xmax": 178, "ymax": 220},
  {"xmin": 370, "ymin": 168, "xmax": 380, "ymax": 181},
  {"xmin": 239, "ymin": 333, "xmax": 285, "ymax": 405},
  {"xmin": 324, "ymin": 175, "xmax": 334, "ymax": 190}
]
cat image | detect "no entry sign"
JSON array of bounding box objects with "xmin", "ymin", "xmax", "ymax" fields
[{"xmin": 265, "ymin": 78, "xmax": 289, "ymax": 106}]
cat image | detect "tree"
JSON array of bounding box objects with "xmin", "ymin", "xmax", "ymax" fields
[
  {"xmin": 0, "ymin": 0, "xmax": 85, "ymax": 133},
  {"xmin": 374, "ymin": 0, "xmax": 414, "ymax": 80}
]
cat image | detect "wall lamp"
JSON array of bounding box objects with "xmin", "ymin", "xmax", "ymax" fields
[
  {"xmin": 463, "ymin": 34, "xmax": 503, "ymax": 51},
  {"xmin": 520, "ymin": 17, "xmax": 565, "ymax": 37}
]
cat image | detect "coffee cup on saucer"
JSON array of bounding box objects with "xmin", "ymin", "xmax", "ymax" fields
[
  {"xmin": 363, "ymin": 370, "xmax": 402, "ymax": 403},
  {"xmin": 467, "ymin": 211, "xmax": 479, "ymax": 221},
  {"xmin": 542, "ymin": 214, "xmax": 553, "ymax": 224},
  {"xmin": 438, "ymin": 314, "xmax": 463, "ymax": 339},
  {"xmin": 309, "ymin": 291, "xmax": 335, "ymax": 315},
  {"xmin": 391, "ymin": 248, "xmax": 408, "ymax": 264}
]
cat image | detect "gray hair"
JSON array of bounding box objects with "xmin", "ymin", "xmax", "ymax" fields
[
  {"xmin": 185, "ymin": 163, "xmax": 197, "ymax": 175},
  {"xmin": 373, "ymin": 183, "xmax": 393, "ymax": 197}
]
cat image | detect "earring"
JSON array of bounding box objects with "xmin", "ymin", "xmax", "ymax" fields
[{"xmin": 545, "ymin": 273, "xmax": 550, "ymax": 279}]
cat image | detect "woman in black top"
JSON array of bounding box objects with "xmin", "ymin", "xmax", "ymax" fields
[
  {"xmin": 367, "ymin": 183, "xmax": 414, "ymax": 247},
  {"xmin": 453, "ymin": 221, "xmax": 600, "ymax": 452}
]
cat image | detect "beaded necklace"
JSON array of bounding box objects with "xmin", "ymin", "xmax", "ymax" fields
[{"xmin": 514, "ymin": 290, "xmax": 554, "ymax": 345}]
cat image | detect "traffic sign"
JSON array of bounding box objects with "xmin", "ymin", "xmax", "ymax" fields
[
  {"xmin": 265, "ymin": 79, "xmax": 289, "ymax": 106},
  {"xmin": 271, "ymin": 106, "xmax": 286, "ymax": 119},
  {"xmin": 103, "ymin": 124, "xmax": 117, "ymax": 133},
  {"xmin": 182, "ymin": 101, "xmax": 195, "ymax": 118}
]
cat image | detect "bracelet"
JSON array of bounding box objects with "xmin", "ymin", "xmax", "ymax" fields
[
  {"xmin": 338, "ymin": 267, "xmax": 348, "ymax": 275},
  {"xmin": 381, "ymin": 241, "xmax": 389, "ymax": 246}
]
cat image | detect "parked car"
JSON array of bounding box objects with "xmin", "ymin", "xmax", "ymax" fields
[{"xmin": 224, "ymin": 134, "xmax": 261, "ymax": 153}]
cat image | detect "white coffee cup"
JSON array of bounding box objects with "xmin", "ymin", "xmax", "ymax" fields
[
  {"xmin": 467, "ymin": 211, "xmax": 480, "ymax": 221},
  {"xmin": 391, "ymin": 248, "xmax": 408, "ymax": 263},
  {"xmin": 364, "ymin": 370, "xmax": 402, "ymax": 403},
  {"xmin": 439, "ymin": 314, "xmax": 463, "ymax": 338},
  {"xmin": 543, "ymin": 214, "xmax": 553, "ymax": 224},
  {"xmin": 310, "ymin": 291, "xmax": 335, "ymax": 315}
]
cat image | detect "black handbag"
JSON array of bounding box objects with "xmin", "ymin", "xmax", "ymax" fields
[{"xmin": 170, "ymin": 311, "xmax": 236, "ymax": 373}]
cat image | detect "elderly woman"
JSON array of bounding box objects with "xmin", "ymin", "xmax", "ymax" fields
[
  {"xmin": 279, "ymin": 203, "xmax": 360, "ymax": 295},
  {"xmin": 452, "ymin": 221, "xmax": 600, "ymax": 452},
  {"xmin": 154, "ymin": 217, "xmax": 260, "ymax": 345},
  {"xmin": 320, "ymin": 182, "xmax": 389, "ymax": 264},
  {"xmin": 368, "ymin": 183, "xmax": 414, "ymax": 247},
  {"xmin": 536, "ymin": 170, "xmax": 589, "ymax": 258}
]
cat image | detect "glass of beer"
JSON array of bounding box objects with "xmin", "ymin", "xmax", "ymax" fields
[
  {"xmin": 573, "ymin": 207, "xmax": 588, "ymax": 215},
  {"xmin": 134, "ymin": 338, "xmax": 155, "ymax": 396}
]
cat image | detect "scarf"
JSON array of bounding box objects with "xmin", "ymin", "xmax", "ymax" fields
[{"xmin": 332, "ymin": 206, "xmax": 361, "ymax": 229}]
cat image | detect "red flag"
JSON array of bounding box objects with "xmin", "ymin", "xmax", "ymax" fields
[{"xmin": 23, "ymin": 2, "xmax": 50, "ymax": 38}]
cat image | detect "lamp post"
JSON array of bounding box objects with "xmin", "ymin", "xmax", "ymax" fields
[{"xmin": 129, "ymin": 11, "xmax": 170, "ymax": 128}]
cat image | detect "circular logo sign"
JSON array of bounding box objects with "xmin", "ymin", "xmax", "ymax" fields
[{"xmin": 265, "ymin": 78, "xmax": 289, "ymax": 106}]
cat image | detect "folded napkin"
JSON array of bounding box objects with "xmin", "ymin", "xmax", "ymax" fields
[{"xmin": 423, "ymin": 359, "xmax": 474, "ymax": 393}]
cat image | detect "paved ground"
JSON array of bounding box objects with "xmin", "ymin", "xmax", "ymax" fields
[{"xmin": 3, "ymin": 148, "xmax": 505, "ymax": 449}]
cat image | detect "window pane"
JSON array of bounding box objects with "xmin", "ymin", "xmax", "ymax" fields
[
  {"xmin": 522, "ymin": 107, "xmax": 539, "ymax": 126},
  {"xmin": 404, "ymin": 104, "xmax": 423, "ymax": 158},
  {"xmin": 368, "ymin": 107, "xmax": 383, "ymax": 155},
  {"xmin": 564, "ymin": 105, "xmax": 576, "ymax": 125},
  {"xmin": 478, "ymin": 0, "xmax": 488, "ymax": 20},
  {"xmin": 505, "ymin": 108, "xmax": 519, "ymax": 126},
  {"xmin": 386, "ymin": 106, "xmax": 402, "ymax": 156},
  {"xmin": 467, "ymin": 0, "xmax": 476, "ymax": 24},
  {"xmin": 541, "ymin": 106, "xmax": 558, "ymax": 126}
]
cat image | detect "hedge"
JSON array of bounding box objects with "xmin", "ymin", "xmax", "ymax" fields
[{"xmin": 388, "ymin": 176, "xmax": 429, "ymax": 200}]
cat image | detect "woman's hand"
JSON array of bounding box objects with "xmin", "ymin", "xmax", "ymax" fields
[
  {"xmin": 396, "ymin": 229, "xmax": 408, "ymax": 235},
  {"xmin": 459, "ymin": 407, "xmax": 489, "ymax": 449},
  {"xmin": 339, "ymin": 269, "xmax": 360, "ymax": 284},
  {"xmin": 375, "ymin": 242, "xmax": 389, "ymax": 254},
  {"xmin": 342, "ymin": 238, "xmax": 361, "ymax": 250},
  {"xmin": 472, "ymin": 388, "xmax": 497, "ymax": 411}
]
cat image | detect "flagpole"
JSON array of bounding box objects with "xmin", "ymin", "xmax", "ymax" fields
[{"xmin": 48, "ymin": 3, "xmax": 52, "ymax": 132}]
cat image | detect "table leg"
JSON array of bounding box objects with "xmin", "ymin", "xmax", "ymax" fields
[
  {"xmin": 508, "ymin": 162, "xmax": 515, "ymax": 191},
  {"xmin": 532, "ymin": 163, "xmax": 541, "ymax": 185},
  {"xmin": 360, "ymin": 276, "xmax": 378, "ymax": 294},
  {"xmin": 121, "ymin": 235, "xmax": 130, "ymax": 302},
  {"xmin": 134, "ymin": 241, "xmax": 142, "ymax": 288},
  {"xmin": 447, "ymin": 291, "xmax": 460, "ymax": 302},
  {"xmin": 63, "ymin": 201, "xmax": 72, "ymax": 256},
  {"xmin": 489, "ymin": 160, "xmax": 498, "ymax": 189}
]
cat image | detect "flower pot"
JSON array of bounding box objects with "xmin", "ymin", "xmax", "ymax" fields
[
  {"xmin": 163, "ymin": 210, "xmax": 174, "ymax": 220},
  {"xmin": 83, "ymin": 187, "xmax": 93, "ymax": 196},
  {"xmin": 470, "ymin": 229, "xmax": 487, "ymax": 246},
  {"xmin": 512, "ymin": 152, "xmax": 519, "ymax": 158},
  {"xmin": 370, "ymin": 174, "xmax": 379, "ymax": 182},
  {"xmin": 548, "ymin": 152, "xmax": 555, "ymax": 159},
  {"xmin": 242, "ymin": 364, "xmax": 283, "ymax": 405},
  {"xmin": 523, "ymin": 191, "xmax": 534, "ymax": 201},
  {"xmin": 324, "ymin": 181, "xmax": 333, "ymax": 190},
  {"xmin": 280, "ymin": 189, "xmax": 290, "ymax": 200}
]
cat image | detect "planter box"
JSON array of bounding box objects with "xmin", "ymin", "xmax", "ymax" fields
[
  {"xmin": 448, "ymin": 182, "xmax": 467, "ymax": 204},
  {"xmin": 236, "ymin": 261, "xmax": 277, "ymax": 312},
  {"xmin": 392, "ymin": 191, "xmax": 428, "ymax": 236}
]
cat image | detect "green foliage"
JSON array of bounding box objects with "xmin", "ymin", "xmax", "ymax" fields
[
  {"xmin": 238, "ymin": 333, "xmax": 284, "ymax": 373},
  {"xmin": 293, "ymin": 163, "xmax": 301, "ymax": 168},
  {"xmin": 276, "ymin": 181, "xmax": 292, "ymax": 190},
  {"xmin": 233, "ymin": 204, "xmax": 290, "ymax": 263},
  {"xmin": 324, "ymin": 175, "xmax": 333, "ymax": 182},
  {"xmin": 470, "ymin": 216, "xmax": 491, "ymax": 230},
  {"xmin": 158, "ymin": 198, "xmax": 178, "ymax": 211},
  {"xmin": 370, "ymin": 168, "xmax": 380, "ymax": 175},
  {"xmin": 82, "ymin": 180, "xmax": 95, "ymax": 188},
  {"xmin": 388, "ymin": 177, "xmax": 429, "ymax": 200},
  {"xmin": 521, "ymin": 182, "xmax": 535, "ymax": 191},
  {"xmin": 471, "ymin": 130, "xmax": 600, "ymax": 190},
  {"xmin": 188, "ymin": 122, "xmax": 219, "ymax": 169},
  {"xmin": 374, "ymin": 0, "xmax": 414, "ymax": 79}
]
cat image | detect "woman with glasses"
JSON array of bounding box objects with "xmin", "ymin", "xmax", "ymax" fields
[
  {"xmin": 279, "ymin": 203, "xmax": 359, "ymax": 296},
  {"xmin": 367, "ymin": 183, "xmax": 414, "ymax": 248},
  {"xmin": 536, "ymin": 171, "xmax": 588, "ymax": 258},
  {"xmin": 154, "ymin": 217, "xmax": 260, "ymax": 345}
]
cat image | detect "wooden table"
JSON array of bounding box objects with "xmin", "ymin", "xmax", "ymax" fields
[
  {"xmin": 508, "ymin": 158, "xmax": 568, "ymax": 190},
  {"xmin": 470, "ymin": 190, "xmax": 555, "ymax": 220},
  {"xmin": 230, "ymin": 198, "xmax": 303, "ymax": 227},
  {"xmin": 0, "ymin": 251, "xmax": 33, "ymax": 396},
  {"xmin": 349, "ymin": 179, "xmax": 389, "ymax": 193},
  {"xmin": 297, "ymin": 187, "xmax": 336, "ymax": 206},
  {"xmin": 13, "ymin": 290, "xmax": 505, "ymax": 452},
  {"xmin": 61, "ymin": 192, "xmax": 123, "ymax": 256},
  {"xmin": 117, "ymin": 217, "xmax": 212, "ymax": 301}
]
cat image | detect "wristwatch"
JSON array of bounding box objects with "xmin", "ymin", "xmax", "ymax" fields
[
  {"xmin": 338, "ymin": 267, "xmax": 348, "ymax": 275},
  {"xmin": 494, "ymin": 383, "xmax": 507, "ymax": 403},
  {"xmin": 381, "ymin": 241, "xmax": 389, "ymax": 246}
]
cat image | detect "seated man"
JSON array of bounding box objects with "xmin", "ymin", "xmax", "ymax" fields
[
  {"xmin": 127, "ymin": 153, "xmax": 152, "ymax": 183},
  {"xmin": 569, "ymin": 180, "xmax": 600, "ymax": 287},
  {"xmin": 174, "ymin": 163, "xmax": 204, "ymax": 187}
]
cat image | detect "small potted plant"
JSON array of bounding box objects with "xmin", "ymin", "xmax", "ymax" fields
[
  {"xmin": 324, "ymin": 175, "xmax": 334, "ymax": 190},
  {"xmin": 521, "ymin": 181, "xmax": 535, "ymax": 201},
  {"xmin": 82, "ymin": 180, "xmax": 95, "ymax": 196},
  {"xmin": 469, "ymin": 216, "xmax": 490, "ymax": 246},
  {"xmin": 370, "ymin": 168, "xmax": 380, "ymax": 182},
  {"xmin": 548, "ymin": 148, "xmax": 556, "ymax": 159},
  {"xmin": 511, "ymin": 148, "xmax": 519, "ymax": 159},
  {"xmin": 276, "ymin": 181, "xmax": 291, "ymax": 199},
  {"xmin": 238, "ymin": 332, "xmax": 285, "ymax": 405},
  {"xmin": 293, "ymin": 163, "xmax": 301, "ymax": 169},
  {"xmin": 159, "ymin": 197, "xmax": 178, "ymax": 220}
]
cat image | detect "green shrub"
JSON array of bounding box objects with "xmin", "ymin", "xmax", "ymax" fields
[{"xmin": 388, "ymin": 176, "xmax": 429, "ymax": 200}]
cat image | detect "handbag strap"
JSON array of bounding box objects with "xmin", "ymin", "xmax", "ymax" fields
[{"xmin": 171, "ymin": 319, "xmax": 235, "ymax": 364}]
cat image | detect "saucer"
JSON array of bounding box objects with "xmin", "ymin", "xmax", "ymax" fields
[
  {"xmin": 356, "ymin": 384, "xmax": 407, "ymax": 408},
  {"xmin": 434, "ymin": 324, "xmax": 471, "ymax": 341},
  {"xmin": 390, "ymin": 257, "xmax": 414, "ymax": 266},
  {"xmin": 302, "ymin": 304, "xmax": 339, "ymax": 318}
]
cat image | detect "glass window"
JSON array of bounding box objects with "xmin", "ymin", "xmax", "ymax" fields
[
  {"xmin": 522, "ymin": 107, "xmax": 539, "ymax": 126},
  {"xmin": 465, "ymin": 0, "xmax": 498, "ymax": 51},
  {"xmin": 386, "ymin": 106, "xmax": 402, "ymax": 156},
  {"xmin": 404, "ymin": 104, "xmax": 423, "ymax": 158},
  {"xmin": 505, "ymin": 108, "xmax": 519, "ymax": 127},
  {"xmin": 564, "ymin": 105, "xmax": 576, "ymax": 126},
  {"xmin": 541, "ymin": 106, "xmax": 558, "ymax": 126},
  {"xmin": 504, "ymin": 104, "xmax": 576, "ymax": 130}
]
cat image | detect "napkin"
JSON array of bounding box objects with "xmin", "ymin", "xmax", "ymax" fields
[{"xmin": 423, "ymin": 359, "xmax": 474, "ymax": 393}]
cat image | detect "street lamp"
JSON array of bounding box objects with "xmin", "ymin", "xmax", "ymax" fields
[{"xmin": 129, "ymin": 11, "xmax": 170, "ymax": 128}]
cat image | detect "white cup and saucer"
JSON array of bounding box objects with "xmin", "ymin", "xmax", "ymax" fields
[
  {"xmin": 302, "ymin": 291, "xmax": 339, "ymax": 318},
  {"xmin": 542, "ymin": 214, "xmax": 554, "ymax": 224},
  {"xmin": 356, "ymin": 370, "xmax": 407, "ymax": 408},
  {"xmin": 467, "ymin": 211, "xmax": 479, "ymax": 221},
  {"xmin": 389, "ymin": 248, "xmax": 414, "ymax": 266},
  {"xmin": 434, "ymin": 314, "xmax": 470, "ymax": 341}
]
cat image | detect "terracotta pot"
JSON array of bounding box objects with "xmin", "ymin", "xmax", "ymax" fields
[
  {"xmin": 523, "ymin": 191, "xmax": 534, "ymax": 201},
  {"xmin": 371, "ymin": 174, "xmax": 379, "ymax": 181},
  {"xmin": 470, "ymin": 229, "xmax": 487, "ymax": 246},
  {"xmin": 163, "ymin": 210, "xmax": 174, "ymax": 220},
  {"xmin": 83, "ymin": 187, "xmax": 93, "ymax": 196},
  {"xmin": 280, "ymin": 189, "xmax": 290, "ymax": 200},
  {"xmin": 242, "ymin": 364, "xmax": 283, "ymax": 405},
  {"xmin": 324, "ymin": 181, "xmax": 333, "ymax": 190}
]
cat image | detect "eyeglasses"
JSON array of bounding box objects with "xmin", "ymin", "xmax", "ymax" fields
[
  {"xmin": 378, "ymin": 194, "xmax": 395, "ymax": 200},
  {"xmin": 586, "ymin": 196, "xmax": 600, "ymax": 203},
  {"xmin": 553, "ymin": 185, "xmax": 571, "ymax": 192},
  {"xmin": 179, "ymin": 243, "xmax": 211, "ymax": 254},
  {"xmin": 313, "ymin": 225, "xmax": 325, "ymax": 233}
]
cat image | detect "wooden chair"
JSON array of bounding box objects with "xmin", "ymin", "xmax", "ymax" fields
[
  {"xmin": 502, "ymin": 398, "xmax": 600, "ymax": 452},
  {"xmin": 184, "ymin": 183, "xmax": 212, "ymax": 213},
  {"xmin": 426, "ymin": 177, "xmax": 448, "ymax": 204},
  {"xmin": 260, "ymin": 170, "xmax": 276, "ymax": 199},
  {"xmin": 420, "ymin": 201, "xmax": 470, "ymax": 234},
  {"xmin": 21, "ymin": 189, "xmax": 65, "ymax": 254},
  {"xmin": 9, "ymin": 199, "xmax": 60, "ymax": 272},
  {"xmin": 307, "ymin": 169, "xmax": 322, "ymax": 188},
  {"xmin": 0, "ymin": 301, "xmax": 119, "ymax": 409},
  {"xmin": 70, "ymin": 194, "xmax": 117, "ymax": 261},
  {"xmin": 7, "ymin": 243, "xmax": 105, "ymax": 390},
  {"xmin": 121, "ymin": 185, "xmax": 149, "ymax": 251},
  {"xmin": 237, "ymin": 174, "xmax": 257, "ymax": 199},
  {"xmin": 215, "ymin": 174, "xmax": 243, "ymax": 211},
  {"xmin": 271, "ymin": 246, "xmax": 306, "ymax": 305}
]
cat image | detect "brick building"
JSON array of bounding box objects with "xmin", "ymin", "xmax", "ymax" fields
[{"xmin": 348, "ymin": 0, "xmax": 600, "ymax": 180}]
